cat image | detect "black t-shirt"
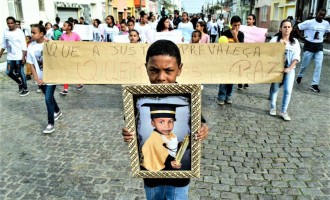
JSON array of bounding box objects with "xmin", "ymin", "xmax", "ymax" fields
[{"xmin": 222, "ymin": 29, "xmax": 244, "ymax": 43}]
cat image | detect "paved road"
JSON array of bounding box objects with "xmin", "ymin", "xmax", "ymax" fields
[{"xmin": 0, "ymin": 56, "xmax": 329, "ymax": 199}]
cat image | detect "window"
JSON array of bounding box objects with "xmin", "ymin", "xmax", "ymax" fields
[
  {"xmin": 39, "ymin": 0, "xmax": 45, "ymax": 11},
  {"xmin": 273, "ymin": 3, "xmax": 279, "ymax": 20},
  {"xmin": 7, "ymin": 0, "xmax": 24, "ymax": 20},
  {"xmin": 261, "ymin": 6, "xmax": 267, "ymax": 22}
]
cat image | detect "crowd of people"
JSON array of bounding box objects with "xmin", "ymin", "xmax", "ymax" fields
[{"xmin": 0, "ymin": 8, "xmax": 329, "ymax": 199}]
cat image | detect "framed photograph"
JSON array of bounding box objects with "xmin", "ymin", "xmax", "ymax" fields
[{"xmin": 122, "ymin": 84, "xmax": 202, "ymax": 178}]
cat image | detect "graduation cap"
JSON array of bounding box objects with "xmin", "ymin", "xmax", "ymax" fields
[{"xmin": 141, "ymin": 103, "xmax": 188, "ymax": 120}]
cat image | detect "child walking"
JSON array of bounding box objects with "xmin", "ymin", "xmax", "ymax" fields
[
  {"xmin": 122, "ymin": 40, "xmax": 209, "ymax": 200},
  {"xmin": 27, "ymin": 24, "xmax": 62, "ymax": 134},
  {"xmin": 59, "ymin": 21, "xmax": 84, "ymax": 95}
]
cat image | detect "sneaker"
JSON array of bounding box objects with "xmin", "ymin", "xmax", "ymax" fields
[
  {"xmin": 310, "ymin": 85, "xmax": 320, "ymax": 93},
  {"xmin": 279, "ymin": 112, "xmax": 291, "ymax": 121},
  {"xmin": 270, "ymin": 108, "xmax": 276, "ymax": 116},
  {"xmin": 18, "ymin": 84, "xmax": 23, "ymax": 93},
  {"xmin": 237, "ymin": 84, "xmax": 243, "ymax": 90},
  {"xmin": 20, "ymin": 89, "xmax": 30, "ymax": 97},
  {"xmin": 54, "ymin": 111, "xmax": 62, "ymax": 121},
  {"xmin": 243, "ymin": 84, "xmax": 249, "ymax": 89},
  {"xmin": 43, "ymin": 124, "xmax": 55, "ymax": 134},
  {"xmin": 217, "ymin": 99, "xmax": 225, "ymax": 105},
  {"xmin": 296, "ymin": 77, "xmax": 302, "ymax": 84},
  {"xmin": 225, "ymin": 98, "xmax": 233, "ymax": 104},
  {"xmin": 60, "ymin": 90, "xmax": 69, "ymax": 95},
  {"xmin": 77, "ymin": 85, "xmax": 84, "ymax": 91},
  {"xmin": 26, "ymin": 75, "xmax": 32, "ymax": 80}
]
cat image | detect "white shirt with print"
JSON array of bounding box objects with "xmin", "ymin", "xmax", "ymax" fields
[
  {"xmin": 27, "ymin": 41, "xmax": 45, "ymax": 80},
  {"xmin": 298, "ymin": 19, "xmax": 330, "ymax": 43},
  {"xmin": 2, "ymin": 28, "xmax": 27, "ymax": 60},
  {"xmin": 103, "ymin": 25, "xmax": 119, "ymax": 42}
]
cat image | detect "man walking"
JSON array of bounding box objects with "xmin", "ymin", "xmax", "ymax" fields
[{"xmin": 296, "ymin": 9, "xmax": 330, "ymax": 92}]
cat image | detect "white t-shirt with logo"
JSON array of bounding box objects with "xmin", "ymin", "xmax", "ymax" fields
[
  {"xmin": 103, "ymin": 25, "xmax": 119, "ymax": 42},
  {"xmin": 27, "ymin": 41, "xmax": 45, "ymax": 81},
  {"xmin": 2, "ymin": 28, "xmax": 27, "ymax": 60},
  {"xmin": 298, "ymin": 19, "xmax": 330, "ymax": 43},
  {"xmin": 93, "ymin": 25, "xmax": 104, "ymax": 42},
  {"xmin": 177, "ymin": 21, "xmax": 194, "ymax": 30}
]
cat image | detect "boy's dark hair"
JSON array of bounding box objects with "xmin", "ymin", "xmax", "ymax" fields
[
  {"xmin": 68, "ymin": 17, "xmax": 74, "ymax": 23},
  {"xmin": 230, "ymin": 16, "xmax": 242, "ymax": 24},
  {"xmin": 120, "ymin": 19, "xmax": 126, "ymax": 25},
  {"xmin": 127, "ymin": 19, "xmax": 135, "ymax": 24},
  {"xmin": 80, "ymin": 17, "xmax": 84, "ymax": 20},
  {"xmin": 192, "ymin": 30, "xmax": 202, "ymax": 37},
  {"xmin": 31, "ymin": 24, "xmax": 46, "ymax": 35},
  {"xmin": 319, "ymin": 8, "xmax": 326, "ymax": 13},
  {"xmin": 53, "ymin": 24, "xmax": 59, "ymax": 29},
  {"xmin": 146, "ymin": 40, "xmax": 181, "ymax": 66},
  {"xmin": 174, "ymin": 10, "xmax": 179, "ymax": 15},
  {"xmin": 7, "ymin": 16, "xmax": 16, "ymax": 22}
]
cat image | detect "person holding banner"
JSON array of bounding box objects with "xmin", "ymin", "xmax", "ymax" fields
[
  {"xmin": 122, "ymin": 40, "xmax": 209, "ymax": 200},
  {"xmin": 269, "ymin": 19, "xmax": 300, "ymax": 121},
  {"xmin": 59, "ymin": 21, "xmax": 84, "ymax": 95},
  {"xmin": 238, "ymin": 14, "xmax": 257, "ymax": 90},
  {"xmin": 217, "ymin": 16, "xmax": 244, "ymax": 105},
  {"xmin": 196, "ymin": 21, "xmax": 210, "ymax": 43},
  {"xmin": 104, "ymin": 15, "xmax": 119, "ymax": 43}
]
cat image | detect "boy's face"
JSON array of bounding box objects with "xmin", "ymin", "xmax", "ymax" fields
[
  {"xmin": 151, "ymin": 118, "xmax": 174, "ymax": 136},
  {"xmin": 146, "ymin": 55, "xmax": 182, "ymax": 84},
  {"xmin": 120, "ymin": 23, "xmax": 126, "ymax": 32},
  {"xmin": 127, "ymin": 22, "xmax": 134, "ymax": 30},
  {"xmin": 231, "ymin": 22, "xmax": 241, "ymax": 30},
  {"xmin": 191, "ymin": 33, "xmax": 201, "ymax": 43}
]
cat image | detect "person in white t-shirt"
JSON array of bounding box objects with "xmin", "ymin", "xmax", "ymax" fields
[
  {"xmin": 104, "ymin": 15, "xmax": 119, "ymax": 42},
  {"xmin": 208, "ymin": 16, "xmax": 218, "ymax": 43},
  {"xmin": 0, "ymin": 16, "xmax": 29, "ymax": 96},
  {"xmin": 295, "ymin": 8, "xmax": 330, "ymax": 93},
  {"xmin": 93, "ymin": 19, "xmax": 104, "ymax": 42},
  {"xmin": 217, "ymin": 14, "xmax": 225, "ymax": 36},
  {"xmin": 27, "ymin": 24, "xmax": 62, "ymax": 134},
  {"xmin": 178, "ymin": 12, "xmax": 194, "ymax": 43},
  {"xmin": 135, "ymin": 11, "xmax": 153, "ymax": 43},
  {"xmin": 148, "ymin": 14, "xmax": 158, "ymax": 31},
  {"xmin": 45, "ymin": 22, "xmax": 54, "ymax": 40}
]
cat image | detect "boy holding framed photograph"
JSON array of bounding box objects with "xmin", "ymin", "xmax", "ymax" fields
[{"xmin": 122, "ymin": 40, "xmax": 209, "ymax": 199}]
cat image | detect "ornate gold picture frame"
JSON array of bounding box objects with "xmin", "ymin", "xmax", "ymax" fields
[{"xmin": 122, "ymin": 84, "xmax": 202, "ymax": 178}]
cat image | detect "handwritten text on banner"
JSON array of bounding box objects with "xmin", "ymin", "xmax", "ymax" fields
[{"xmin": 43, "ymin": 41, "xmax": 285, "ymax": 84}]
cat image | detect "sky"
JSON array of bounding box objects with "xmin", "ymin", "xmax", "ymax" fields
[{"xmin": 181, "ymin": 0, "xmax": 207, "ymax": 14}]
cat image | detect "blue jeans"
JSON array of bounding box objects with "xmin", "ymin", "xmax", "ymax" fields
[
  {"xmin": 217, "ymin": 84, "xmax": 234, "ymax": 101},
  {"xmin": 40, "ymin": 85, "xmax": 60, "ymax": 125},
  {"xmin": 144, "ymin": 185, "xmax": 189, "ymax": 200},
  {"xmin": 6, "ymin": 60, "xmax": 27, "ymax": 89},
  {"xmin": 297, "ymin": 50, "xmax": 323, "ymax": 85},
  {"xmin": 270, "ymin": 69, "xmax": 295, "ymax": 113}
]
